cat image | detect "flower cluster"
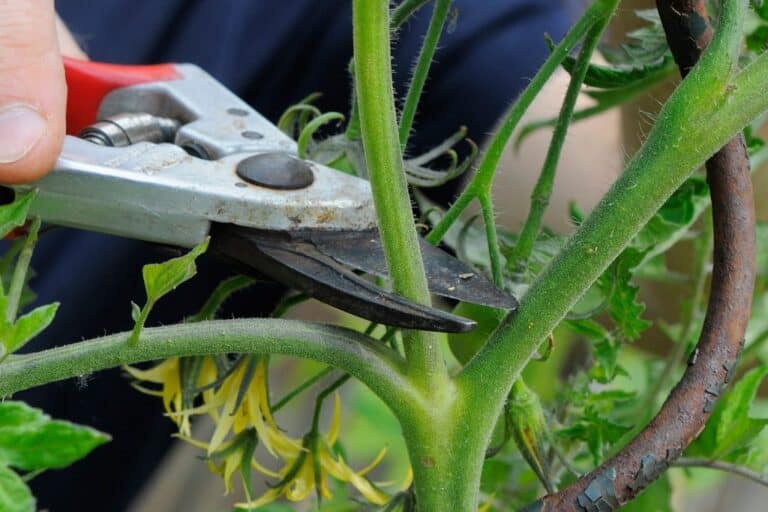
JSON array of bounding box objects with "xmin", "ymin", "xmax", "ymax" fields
[
  {"xmin": 126, "ymin": 355, "xmax": 391, "ymax": 507},
  {"xmin": 243, "ymin": 394, "xmax": 388, "ymax": 508}
]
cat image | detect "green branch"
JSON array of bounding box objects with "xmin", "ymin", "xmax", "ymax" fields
[
  {"xmin": 674, "ymin": 458, "xmax": 768, "ymax": 488},
  {"xmin": 399, "ymin": 0, "xmax": 452, "ymax": 149},
  {"xmin": 426, "ymin": 0, "xmax": 613, "ymax": 245},
  {"xmin": 5, "ymin": 217, "xmax": 40, "ymax": 323},
  {"xmin": 720, "ymin": 48, "xmax": 768, "ymax": 127},
  {"xmin": 391, "ymin": 0, "xmax": 432, "ymax": 29},
  {"xmin": 507, "ymin": 12, "xmax": 614, "ymax": 270},
  {"xmin": 478, "ymin": 193, "xmax": 503, "ymax": 285},
  {"xmin": 0, "ymin": 319, "xmax": 415, "ymax": 415},
  {"xmin": 186, "ymin": 275, "xmax": 256, "ymax": 322},
  {"xmin": 352, "ymin": 0, "xmax": 447, "ymax": 388},
  {"xmin": 272, "ymin": 366, "xmax": 336, "ymax": 412},
  {"xmin": 458, "ymin": 0, "xmax": 757, "ymax": 424}
]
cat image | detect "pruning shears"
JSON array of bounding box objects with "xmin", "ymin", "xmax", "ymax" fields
[{"xmin": 11, "ymin": 58, "xmax": 517, "ymax": 332}]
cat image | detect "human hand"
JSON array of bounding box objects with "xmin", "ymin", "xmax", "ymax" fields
[{"xmin": 0, "ymin": 0, "xmax": 85, "ymax": 183}]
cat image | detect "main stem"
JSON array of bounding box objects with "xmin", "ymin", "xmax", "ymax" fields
[
  {"xmin": 397, "ymin": 394, "xmax": 489, "ymax": 511},
  {"xmin": 354, "ymin": 2, "xmax": 482, "ymax": 509},
  {"xmin": 352, "ymin": 0, "xmax": 447, "ymax": 390}
]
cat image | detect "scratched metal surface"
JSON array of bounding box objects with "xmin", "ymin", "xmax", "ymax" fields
[{"xmin": 17, "ymin": 65, "xmax": 378, "ymax": 248}]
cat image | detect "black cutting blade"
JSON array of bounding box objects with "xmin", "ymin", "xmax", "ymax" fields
[
  {"xmin": 307, "ymin": 230, "xmax": 517, "ymax": 310},
  {"xmin": 209, "ymin": 224, "xmax": 517, "ymax": 333}
]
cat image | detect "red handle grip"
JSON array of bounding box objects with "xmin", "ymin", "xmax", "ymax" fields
[{"xmin": 64, "ymin": 57, "xmax": 181, "ymax": 135}]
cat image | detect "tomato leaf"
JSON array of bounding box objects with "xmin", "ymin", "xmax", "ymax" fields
[
  {"xmin": 744, "ymin": 126, "xmax": 766, "ymax": 156},
  {"xmin": 756, "ymin": 223, "xmax": 768, "ymax": 284},
  {"xmin": 0, "ymin": 192, "xmax": 35, "ymax": 239},
  {"xmin": 557, "ymin": 409, "xmax": 631, "ymax": 465},
  {"xmin": 561, "ymin": 54, "xmax": 674, "ymax": 89},
  {"xmin": 631, "ymin": 177, "xmax": 710, "ymax": 259},
  {"xmin": 549, "ymin": 9, "xmax": 674, "ymax": 91},
  {"xmin": 0, "ymin": 465, "xmax": 34, "ymax": 512},
  {"xmin": 0, "ymin": 402, "xmax": 42, "ymax": 428},
  {"xmin": 600, "ymin": 9, "xmax": 670, "ymax": 69},
  {"xmin": 603, "ymin": 249, "xmax": 651, "ymax": 341},
  {"xmin": 130, "ymin": 238, "xmax": 209, "ymax": 343},
  {"xmin": 0, "ymin": 294, "xmax": 59, "ymax": 357},
  {"xmin": 1, "ymin": 302, "xmax": 58, "ymax": 355},
  {"xmin": 621, "ymin": 473, "xmax": 672, "ymax": 512},
  {"xmin": 480, "ymin": 459, "xmax": 513, "ymax": 494},
  {"xmin": 0, "ymin": 402, "xmax": 110, "ymax": 471},
  {"xmin": 755, "ymin": 0, "xmax": 768, "ymax": 19},
  {"xmin": 688, "ymin": 367, "xmax": 768, "ymax": 460},
  {"xmin": 745, "ymin": 293, "xmax": 768, "ymax": 362},
  {"xmin": 565, "ymin": 319, "xmax": 624, "ymax": 383},
  {"xmin": 747, "ymin": 25, "xmax": 768, "ymax": 52},
  {"xmin": 142, "ymin": 238, "xmax": 210, "ymax": 305}
]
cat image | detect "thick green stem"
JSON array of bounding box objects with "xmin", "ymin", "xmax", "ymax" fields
[
  {"xmin": 458, "ymin": 0, "xmax": 757, "ymax": 429},
  {"xmin": 398, "ymin": 393, "xmax": 487, "ymax": 511},
  {"xmin": 0, "ymin": 319, "xmax": 414, "ymax": 415},
  {"xmin": 352, "ymin": 0, "xmax": 446, "ymax": 388},
  {"xmin": 508, "ymin": 13, "xmax": 613, "ymax": 270},
  {"xmin": 398, "ymin": 0, "xmax": 451, "ymax": 149}
]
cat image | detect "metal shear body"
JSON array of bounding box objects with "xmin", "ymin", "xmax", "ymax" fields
[{"xmin": 12, "ymin": 58, "xmax": 517, "ymax": 332}]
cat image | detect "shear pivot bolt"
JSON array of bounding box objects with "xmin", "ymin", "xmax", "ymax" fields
[
  {"xmin": 236, "ymin": 152, "xmax": 314, "ymax": 190},
  {"xmin": 241, "ymin": 130, "xmax": 263, "ymax": 140}
]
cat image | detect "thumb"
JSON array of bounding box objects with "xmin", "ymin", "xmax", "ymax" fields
[{"xmin": 0, "ymin": 0, "xmax": 66, "ymax": 183}]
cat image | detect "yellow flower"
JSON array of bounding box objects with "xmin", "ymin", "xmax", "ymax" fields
[
  {"xmin": 238, "ymin": 394, "xmax": 389, "ymax": 508},
  {"xmin": 127, "ymin": 355, "xmax": 223, "ymax": 436},
  {"xmin": 181, "ymin": 428, "xmax": 282, "ymax": 502},
  {"xmin": 129, "ymin": 355, "xmax": 298, "ymax": 455},
  {"xmin": 478, "ymin": 493, "xmax": 496, "ymax": 512},
  {"xmin": 130, "ymin": 356, "xmax": 395, "ymax": 508},
  {"xmin": 198, "ymin": 356, "xmax": 302, "ymax": 457},
  {"xmin": 400, "ymin": 466, "xmax": 414, "ymax": 491},
  {"xmin": 126, "ymin": 357, "xmax": 197, "ymax": 435}
]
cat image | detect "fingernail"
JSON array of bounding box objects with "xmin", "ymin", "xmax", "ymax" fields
[{"xmin": 0, "ymin": 104, "xmax": 47, "ymax": 163}]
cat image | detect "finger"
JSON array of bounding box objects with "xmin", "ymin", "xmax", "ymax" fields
[
  {"xmin": 56, "ymin": 14, "xmax": 87, "ymax": 59},
  {"xmin": 0, "ymin": 0, "xmax": 66, "ymax": 183}
]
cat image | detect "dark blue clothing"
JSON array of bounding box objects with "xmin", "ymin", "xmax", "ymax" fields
[{"xmin": 23, "ymin": 1, "xmax": 573, "ymax": 509}]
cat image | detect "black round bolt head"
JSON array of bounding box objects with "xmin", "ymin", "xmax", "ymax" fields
[{"xmin": 236, "ymin": 152, "xmax": 314, "ymax": 190}]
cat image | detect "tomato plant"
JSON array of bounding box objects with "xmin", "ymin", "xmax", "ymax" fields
[{"xmin": 2, "ymin": 0, "xmax": 768, "ymax": 510}]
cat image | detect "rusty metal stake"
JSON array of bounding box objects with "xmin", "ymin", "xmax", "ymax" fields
[{"xmin": 522, "ymin": 1, "xmax": 756, "ymax": 509}]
